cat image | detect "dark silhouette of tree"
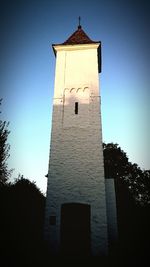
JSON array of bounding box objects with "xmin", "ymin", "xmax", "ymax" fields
[
  {"xmin": 103, "ymin": 142, "xmax": 150, "ymax": 206},
  {"xmin": 0, "ymin": 99, "xmax": 12, "ymax": 184},
  {"xmin": 103, "ymin": 142, "xmax": 150, "ymax": 264},
  {"xmin": 103, "ymin": 142, "xmax": 130, "ymax": 179},
  {"xmin": 0, "ymin": 175, "xmax": 46, "ymax": 266}
]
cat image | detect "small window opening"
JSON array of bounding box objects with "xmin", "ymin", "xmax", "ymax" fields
[
  {"xmin": 75, "ymin": 102, "xmax": 78, "ymax": 114},
  {"xmin": 50, "ymin": 215, "xmax": 56, "ymax": 225}
]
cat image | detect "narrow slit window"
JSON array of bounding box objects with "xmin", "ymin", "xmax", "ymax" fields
[{"xmin": 75, "ymin": 102, "xmax": 78, "ymax": 114}]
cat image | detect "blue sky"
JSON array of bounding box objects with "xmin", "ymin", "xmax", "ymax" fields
[{"xmin": 0, "ymin": 0, "xmax": 149, "ymax": 193}]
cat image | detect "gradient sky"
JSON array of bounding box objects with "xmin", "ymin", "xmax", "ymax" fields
[{"xmin": 0, "ymin": 0, "xmax": 149, "ymax": 193}]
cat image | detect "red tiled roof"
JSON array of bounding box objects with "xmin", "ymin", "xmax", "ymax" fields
[
  {"xmin": 52, "ymin": 26, "xmax": 101, "ymax": 73},
  {"xmin": 55, "ymin": 26, "xmax": 100, "ymax": 46}
]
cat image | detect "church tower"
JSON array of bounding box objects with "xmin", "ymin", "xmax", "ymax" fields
[{"xmin": 44, "ymin": 22, "xmax": 117, "ymax": 257}]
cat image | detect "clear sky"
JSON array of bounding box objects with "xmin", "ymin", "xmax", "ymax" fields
[{"xmin": 0, "ymin": 0, "xmax": 149, "ymax": 194}]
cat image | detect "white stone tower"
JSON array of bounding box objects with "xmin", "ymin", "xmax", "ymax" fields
[{"xmin": 44, "ymin": 23, "xmax": 117, "ymax": 257}]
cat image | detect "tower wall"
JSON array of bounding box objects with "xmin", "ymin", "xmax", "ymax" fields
[
  {"xmin": 105, "ymin": 179, "xmax": 118, "ymax": 250},
  {"xmin": 44, "ymin": 44, "xmax": 108, "ymax": 256}
]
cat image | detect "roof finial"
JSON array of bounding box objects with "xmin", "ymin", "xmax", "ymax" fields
[{"xmin": 78, "ymin": 16, "xmax": 81, "ymax": 29}]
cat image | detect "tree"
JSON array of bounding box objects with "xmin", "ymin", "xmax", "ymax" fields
[
  {"xmin": 0, "ymin": 174, "xmax": 46, "ymax": 266},
  {"xmin": 11, "ymin": 175, "xmax": 45, "ymax": 242},
  {"xmin": 103, "ymin": 142, "xmax": 150, "ymax": 206},
  {"xmin": 103, "ymin": 143, "xmax": 150, "ymax": 262},
  {"xmin": 103, "ymin": 142, "xmax": 130, "ymax": 180},
  {"xmin": 0, "ymin": 99, "xmax": 12, "ymax": 183}
]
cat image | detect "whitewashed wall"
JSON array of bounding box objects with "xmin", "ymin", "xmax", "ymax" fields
[{"xmin": 44, "ymin": 43, "xmax": 108, "ymax": 256}]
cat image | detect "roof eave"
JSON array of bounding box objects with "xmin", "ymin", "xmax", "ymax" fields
[
  {"xmin": 52, "ymin": 42, "xmax": 102, "ymax": 73},
  {"xmin": 98, "ymin": 43, "xmax": 101, "ymax": 73}
]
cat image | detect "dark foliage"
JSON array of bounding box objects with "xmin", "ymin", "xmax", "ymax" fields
[
  {"xmin": 103, "ymin": 143, "xmax": 150, "ymax": 265},
  {"xmin": 103, "ymin": 142, "xmax": 150, "ymax": 206},
  {"xmin": 103, "ymin": 142, "xmax": 129, "ymax": 179},
  {"xmin": 0, "ymin": 176, "xmax": 46, "ymax": 266},
  {"xmin": 0, "ymin": 99, "xmax": 12, "ymax": 184}
]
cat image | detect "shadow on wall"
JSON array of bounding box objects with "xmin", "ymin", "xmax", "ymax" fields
[{"xmin": 52, "ymin": 86, "xmax": 101, "ymax": 129}]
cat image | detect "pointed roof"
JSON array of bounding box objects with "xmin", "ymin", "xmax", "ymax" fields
[
  {"xmin": 62, "ymin": 25, "xmax": 99, "ymax": 45},
  {"xmin": 52, "ymin": 24, "xmax": 101, "ymax": 73},
  {"xmin": 53, "ymin": 25, "xmax": 100, "ymax": 46}
]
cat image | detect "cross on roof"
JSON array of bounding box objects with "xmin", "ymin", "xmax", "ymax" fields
[
  {"xmin": 79, "ymin": 16, "xmax": 81, "ymax": 27},
  {"xmin": 78, "ymin": 16, "xmax": 81, "ymax": 29}
]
